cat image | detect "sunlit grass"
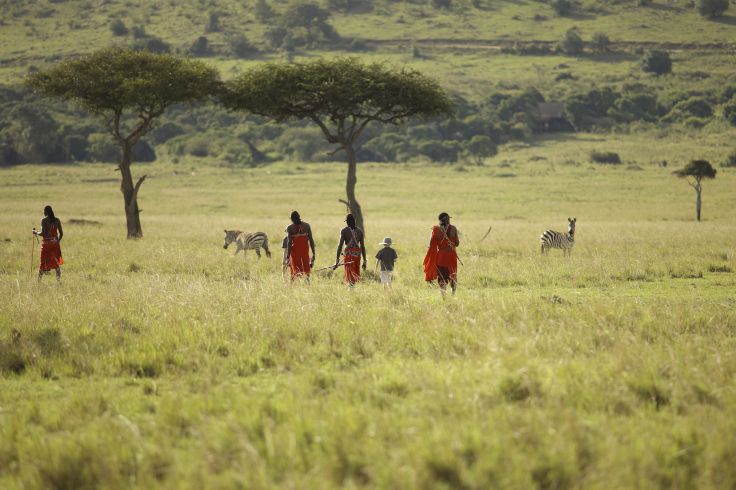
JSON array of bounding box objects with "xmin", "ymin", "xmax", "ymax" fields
[{"xmin": 1, "ymin": 130, "xmax": 735, "ymax": 487}]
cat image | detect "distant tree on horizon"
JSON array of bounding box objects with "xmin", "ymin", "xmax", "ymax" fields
[
  {"xmin": 673, "ymin": 160, "xmax": 717, "ymax": 221},
  {"xmin": 27, "ymin": 48, "xmax": 220, "ymax": 238}
]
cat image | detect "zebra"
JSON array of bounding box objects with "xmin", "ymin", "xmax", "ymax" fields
[
  {"xmin": 540, "ymin": 218, "xmax": 576, "ymax": 256},
  {"xmin": 223, "ymin": 230, "xmax": 272, "ymax": 259}
]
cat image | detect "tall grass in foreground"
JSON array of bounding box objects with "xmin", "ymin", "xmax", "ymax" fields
[{"xmin": 1, "ymin": 151, "xmax": 735, "ymax": 488}]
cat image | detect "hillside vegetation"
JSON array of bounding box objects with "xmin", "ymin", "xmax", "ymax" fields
[{"xmin": 2, "ymin": 0, "xmax": 736, "ymax": 169}]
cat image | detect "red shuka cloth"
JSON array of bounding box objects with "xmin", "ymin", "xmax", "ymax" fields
[
  {"xmin": 40, "ymin": 224, "xmax": 63, "ymax": 272},
  {"xmin": 423, "ymin": 225, "xmax": 457, "ymax": 282},
  {"xmin": 343, "ymin": 247, "xmax": 361, "ymax": 284},
  {"xmin": 289, "ymin": 225, "xmax": 310, "ymax": 278}
]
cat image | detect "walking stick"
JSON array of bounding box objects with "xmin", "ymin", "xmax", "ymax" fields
[{"xmin": 30, "ymin": 228, "xmax": 37, "ymax": 277}]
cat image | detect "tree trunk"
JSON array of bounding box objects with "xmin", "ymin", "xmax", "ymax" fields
[
  {"xmin": 344, "ymin": 145, "xmax": 365, "ymax": 235},
  {"xmin": 119, "ymin": 145, "xmax": 144, "ymax": 238},
  {"xmin": 695, "ymin": 184, "xmax": 702, "ymax": 222}
]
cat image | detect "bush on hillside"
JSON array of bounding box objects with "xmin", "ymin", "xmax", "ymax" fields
[
  {"xmin": 227, "ymin": 33, "xmax": 258, "ymax": 58},
  {"xmin": 130, "ymin": 36, "xmax": 170, "ymax": 53},
  {"xmin": 110, "ymin": 19, "xmax": 128, "ymax": 36},
  {"xmin": 151, "ymin": 122, "xmax": 186, "ymax": 145},
  {"xmin": 264, "ymin": 27, "xmax": 288, "ymax": 48},
  {"xmin": 418, "ymin": 141, "xmax": 462, "ymax": 163},
  {"xmin": 205, "ymin": 11, "xmax": 222, "ymax": 33},
  {"xmin": 255, "ymin": 0, "xmax": 276, "ymax": 22},
  {"xmin": 590, "ymin": 151, "xmax": 621, "ymax": 164},
  {"xmin": 190, "ymin": 36, "xmax": 211, "ymax": 56},
  {"xmin": 591, "ymin": 32, "xmax": 610, "ymax": 53},
  {"xmin": 466, "ymin": 135, "xmax": 497, "ymax": 165},
  {"xmin": 562, "ymin": 27, "xmax": 584, "ymax": 55},
  {"xmin": 722, "ymin": 150, "xmax": 736, "ymax": 167},
  {"xmin": 698, "ymin": 0, "xmax": 729, "ymax": 17},
  {"xmin": 664, "ymin": 97, "xmax": 713, "ymax": 122},
  {"xmin": 431, "ymin": 0, "xmax": 452, "ymax": 9},
  {"xmin": 131, "ymin": 25, "xmax": 146, "ymax": 39},
  {"xmin": 327, "ymin": 0, "xmax": 374, "ymax": 13},
  {"xmin": 552, "ymin": 0, "xmax": 573, "ymax": 16},
  {"xmin": 610, "ymin": 93, "xmax": 660, "ymax": 122},
  {"xmin": 722, "ymin": 100, "xmax": 736, "ymax": 126},
  {"xmin": 641, "ymin": 50, "xmax": 672, "ymax": 75}
]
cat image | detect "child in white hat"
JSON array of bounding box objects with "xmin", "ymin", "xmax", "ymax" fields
[{"xmin": 375, "ymin": 237, "xmax": 398, "ymax": 289}]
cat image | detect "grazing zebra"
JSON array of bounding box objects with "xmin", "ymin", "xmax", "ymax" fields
[
  {"xmin": 223, "ymin": 230, "xmax": 272, "ymax": 258},
  {"xmin": 540, "ymin": 218, "xmax": 576, "ymax": 256}
]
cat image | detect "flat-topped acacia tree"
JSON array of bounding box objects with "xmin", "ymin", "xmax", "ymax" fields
[
  {"xmin": 222, "ymin": 58, "xmax": 453, "ymax": 233},
  {"xmin": 673, "ymin": 159, "xmax": 717, "ymax": 221},
  {"xmin": 27, "ymin": 48, "xmax": 220, "ymax": 238}
]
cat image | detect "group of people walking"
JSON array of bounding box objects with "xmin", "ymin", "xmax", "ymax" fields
[
  {"xmin": 283, "ymin": 210, "xmax": 460, "ymax": 294},
  {"xmin": 32, "ymin": 206, "xmax": 461, "ymax": 294}
]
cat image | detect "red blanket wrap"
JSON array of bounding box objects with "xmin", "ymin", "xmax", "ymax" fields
[
  {"xmin": 40, "ymin": 224, "xmax": 63, "ymax": 272},
  {"xmin": 423, "ymin": 225, "xmax": 458, "ymax": 283},
  {"xmin": 289, "ymin": 225, "xmax": 310, "ymax": 278},
  {"xmin": 343, "ymin": 247, "xmax": 361, "ymax": 284}
]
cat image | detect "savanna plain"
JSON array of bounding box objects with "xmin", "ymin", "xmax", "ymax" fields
[{"xmin": 1, "ymin": 133, "xmax": 735, "ymax": 488}]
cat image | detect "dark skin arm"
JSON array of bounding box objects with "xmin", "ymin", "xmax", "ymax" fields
[
  {"xmin": 359, "ymin": 234, "xmax": 367, "ymax": 270},
  {"xmin": 334, "ymin": 234, "xmax": 345, "ymax": 269},
  {"xmin": 306, "ymin": 223, "xmax": 316, "ymax": 267}
]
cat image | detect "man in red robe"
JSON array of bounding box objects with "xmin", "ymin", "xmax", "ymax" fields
[
  {"xmin": 285, "ymin": 211, "xmax": 315, "ymax": 280},
  {"xmin": 333, "ymin": 214, "xmax": 366, "ymax": 286},
  {"xmin": 424, "ymin": 212, "xmax": 460, "ymax": 295},
  {"xmin": 34, "ymin": 205, "xmax": 64, "ymax": 282}
]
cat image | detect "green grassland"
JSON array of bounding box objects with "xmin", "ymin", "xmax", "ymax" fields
[
  {"xmin": 2, "ymin": 0, "xmax": 736, "ymax": 487},
  {"xmin": 2, "ymin": 130, "xmax": 736, "ymax": 488}
]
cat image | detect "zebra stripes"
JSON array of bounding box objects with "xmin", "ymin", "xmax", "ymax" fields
[
  {"xmin": 540, "ymin": 218, "xmax": 576, "ymax": 256},
  {"xmin": 223, "ymin": 230, "xmax": 272, "ymax": 258}
]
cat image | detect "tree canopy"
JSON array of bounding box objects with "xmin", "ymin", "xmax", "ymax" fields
[
  {"xmin": 27, "ymin": 48, "xmax": 219, "ymax": 143},
  {"xmin": 223, "ymin": 57, "xmax": 452, "ymax": 142},
  {"xmin": 223, "ymin": 58, "xmax": 452, "ymax": 232},
  {"xmin": 27, "ymin": 48, "xmax": 220, "ymax": 238},
  {"xmin": 673, "ymin": 159, "xmax": 717, "ymax": 181}
]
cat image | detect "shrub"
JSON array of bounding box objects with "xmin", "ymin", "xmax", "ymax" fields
[
  {"xmin": 723, "ymin": 100, "xmax": 736, "ymax": 126},
  {"xmin": 204, "ymin": 11, "xmax": 222, "ymax": 33},
  {"xmin": 562, "ymin": 27, "xmax": 584, "ymax": 55},
  {"xmin": 591, "ymin": 32, "xmax": 610, "ymax": 53},
  {"xmin": 110, "ymin": 19, "xmax": 128, "ymax": 36},
  {"xmin": 328, "ymin": 0, "xmax": 374, "ymax": 13},
  {"xmin": 190, "ymin": 36, "xmax": 211, "ymax": 56},
  {"xmin": 665, "ymin": 97, "xmax": 713, "ymax": 122},
  {"xmin": 590, "ymin": 151, "xmax": 621, "ymax": 164},
  {"xmin": 698, "ymin": 0, "xmax": 728, "ymax": 17},
  {"xmin": 87, "ymin": 133, "xmax": 120, "ymax": 162},
  {"xmin": 641, "ymin": 50, "xmax": 672, "ymax": 75},
  {"xmin": 264, "ymin": 26, "xmax": 288, "ymax": 48},
  {"xmin": 131, "ymin": 25, "xmax": 146, "ymax": 39},
  {"xmin": 431, "ymin": 0, "xmax": 452, "ymax": 8},
  {"xmin": 255, "ymin": 0, "xmax": 275, "ymax": 21},
  {"xmin": 417, "ymin": 140, "xmax": 461, "ymax": 163},
  {"xmin": 466, "ymin": 135, "xmax": 497, "ymax": 165},
  {"xmin": 722, "ymin": 150, "xmax": 736, "ymax": 167},
  {"xmin": 151, "ymin": 122, "xmax": 186, "ymax": 145},
  {"xmin": 130, "ymin": 36, "xmax": 170, "ymax": 53},
  {"xmin": 227, "ymin": 33, "xmax": 258, "ymax": 58},
  {"xmin": 552, "ymin": 0, "xmax": 573, "ymax": 16}
]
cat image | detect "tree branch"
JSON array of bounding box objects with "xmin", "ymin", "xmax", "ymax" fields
[
  {"xmin": 310, "ymin": 116, "xmax": 340, "ymax": 144},
  {"xmin": 130, "ymin": 174, "xmax": 147, "ymax": 209}
]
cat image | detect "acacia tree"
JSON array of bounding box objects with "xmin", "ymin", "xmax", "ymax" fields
[
  {"xmin": 27, "ymin": 48, "xmax": 220, "ymax": 238},
  {"xmin": 674, "ymin": 159, "xmax": 717, "ymax": 221},
  {"xmin": 222, "ymin": 58, "xmax": 453, "ymax": 233}
]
